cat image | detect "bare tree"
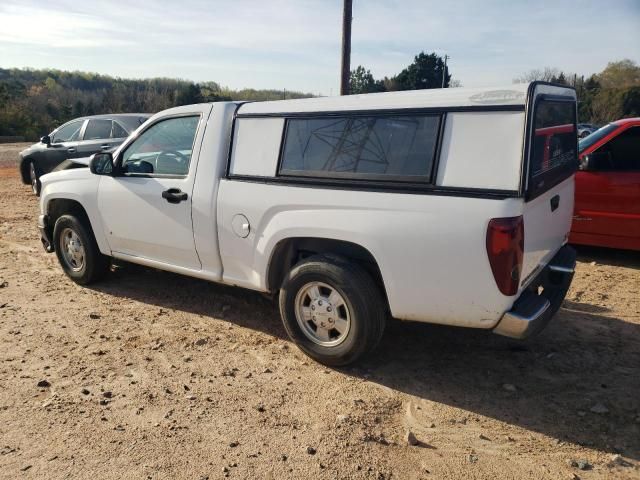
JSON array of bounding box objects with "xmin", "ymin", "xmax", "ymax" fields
[{"xmin": 513, "ymin": 67, "xmax": 562, "ymax": 84}]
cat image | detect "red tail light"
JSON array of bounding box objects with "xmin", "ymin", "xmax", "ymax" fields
[{"xmin": 486, "ymin": 216, "xmax": 524, "ymax": 296}]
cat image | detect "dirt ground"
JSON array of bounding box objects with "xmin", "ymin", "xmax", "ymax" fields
[{"xmin": 0, "ymin": 143, "xmax": 639, "ymax": 479}]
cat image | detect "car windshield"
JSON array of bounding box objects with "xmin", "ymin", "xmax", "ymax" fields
[{"xmin": 578, "ymin": 123, "xmax": 618, "ymax": 152}]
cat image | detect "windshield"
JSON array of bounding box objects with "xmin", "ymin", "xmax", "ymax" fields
[{"xmin": 578, "ymin": 123, "xmax": 617, "ymax": 152}]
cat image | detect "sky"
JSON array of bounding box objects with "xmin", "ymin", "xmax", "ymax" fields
[{"xmin": 1, "ymin": 0, "xmax": 639, "ymax": 95}]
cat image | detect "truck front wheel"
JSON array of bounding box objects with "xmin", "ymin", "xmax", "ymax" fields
[
  {"xmin": 53, "ymin": 214, "xmax": 110, "ymax": 285},
  {"xmin": 279, "ymin": 254, "xmax": 386, "ymax": 366}
]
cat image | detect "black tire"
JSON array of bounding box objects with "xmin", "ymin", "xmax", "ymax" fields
[
  {"xmin": 29, "ymin": 161, "xmax": 41, "ymax": 196},
  {"xmin": 279, "ymin": 254, "xmax": 386, "ymax": 366},
  {"xmin": 53, "ymin": 214, "xmax": 110, "ymax": 285}
]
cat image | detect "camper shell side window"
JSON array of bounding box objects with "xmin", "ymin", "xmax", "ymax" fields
[{"xmin": 278, "ymin": 113, "xmax": 441, "ymax": 183}]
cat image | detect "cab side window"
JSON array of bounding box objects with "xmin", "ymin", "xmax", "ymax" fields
[
  {"xmin": 51, "ymin": 120, "xmax": 83, "ymax": 143},
  {"xmin": 595, "ymin": 126, "xmax": 640, "ymax": 171},
  {"xmin": 120, "ymin": 116, "xmax": 199, "ymax": 176}
]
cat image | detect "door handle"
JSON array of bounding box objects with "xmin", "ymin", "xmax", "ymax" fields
[
  {"xmin": 67, "ymin": 147, "xmax": 76, "ymax": 153},
  {"xmin": 100, "ymin": 144, "xmax": 110, "ymax": 150},
  {"xmin": 162, "ymin": 188, "xmax": 188, "ymax": 204},
  {"xmin": 550, "ymin": 194, "xmax": 560, "ymax": 212}
]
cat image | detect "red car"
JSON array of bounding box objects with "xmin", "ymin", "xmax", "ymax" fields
[{"xmin": 570, "ymin": 118, "xmax": 640, "ymax": 251}]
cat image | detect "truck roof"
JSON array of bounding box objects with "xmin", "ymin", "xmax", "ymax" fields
[{"xmin": 237, "ymin": 83, "xmax": 534, "ymax": 116}]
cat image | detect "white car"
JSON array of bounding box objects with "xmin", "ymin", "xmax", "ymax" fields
[{"xmin": 37, "ymin": 82, "xmax": 577, "ymax": 366}]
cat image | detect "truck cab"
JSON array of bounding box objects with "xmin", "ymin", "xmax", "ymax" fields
[{"xmin": 38, "ymin": 82, "xmax": 577, "ymax": 366}]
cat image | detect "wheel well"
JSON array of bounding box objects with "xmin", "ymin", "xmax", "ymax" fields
[
  {"xmin": 45, "ymin": 199, "xmax": 92, "ymax": 247},
  {"xmin": 267, "ymin": 237, "xmax": 387, "ymax": 297}
]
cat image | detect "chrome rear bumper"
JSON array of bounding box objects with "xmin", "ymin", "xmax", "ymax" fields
[{"xmin": 493, "ymin": 245, "xmax": 576, "ymax": 339}]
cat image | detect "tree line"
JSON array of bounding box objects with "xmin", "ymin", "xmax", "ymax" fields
[
  {"xmin": 351, "ymin": 54, "xmax": 640, "ymax": 126},
  {"xmin": 349, "ymin": 51, "xmax": 456, "ymax": 94},
  {"xmin": 514, "ymin": 59, "xmax": 640, "ymax": 125},
  {"xmin": 0, "ymin": 68, "xmax": 313, "ymax": 141},
  {"xmin": 2, "ymin": 56, "xmax": 638, "ymax": 141}
]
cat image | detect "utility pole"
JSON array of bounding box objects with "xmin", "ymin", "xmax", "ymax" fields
[
  {"xmin": 441, "ymin": 54, "xmax": 449, "ymax": 88},
  {"xmin": 340, "ymin": 0, "xmax": 352, "ymax": 95}
]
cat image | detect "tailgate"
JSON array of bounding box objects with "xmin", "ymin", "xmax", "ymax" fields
[
  {"xmin": 521, "ymin": 177, "xmax": 575, "ymax": 284},
  {"xmin": 520, "ymin": 84, "xmax": 578, "ymax": 286}
]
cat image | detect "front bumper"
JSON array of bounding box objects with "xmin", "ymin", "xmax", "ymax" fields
[
  {"xmin": 38, "ymin": 214, "xmax": 54, "ymax": 253},
  {"xmin": 493, "ymin": 245, "xmax": 576, "ymax": 339}
]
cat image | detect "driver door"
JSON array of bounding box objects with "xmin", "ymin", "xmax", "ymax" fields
[{"xmin": 97, "ymin": 106, "xmax": 212, "ymax": 270}]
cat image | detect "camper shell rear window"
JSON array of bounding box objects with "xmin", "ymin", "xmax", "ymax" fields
[{"xmin": 527, "ymin": 97, "xmax": 578, "ymax": 199}]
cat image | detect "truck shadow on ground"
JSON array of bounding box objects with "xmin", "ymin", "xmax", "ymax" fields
[
  {"xmin": 352, "ymin": 301, "xmax": 640, "ymax": 461},
  {"xmin": 91, "ymin": 261, "xmax": 640, "ymax": 461}
]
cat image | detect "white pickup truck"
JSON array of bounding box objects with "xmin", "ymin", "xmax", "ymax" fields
[{"xmin": 38, "ymin": 81, "xmax": 577, "ymax": 365}]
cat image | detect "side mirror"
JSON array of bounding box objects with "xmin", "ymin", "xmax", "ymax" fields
[
  {"xmin": 41, "ymin": 135, "xmax": 51, "ymax": 146},
  {"xmin": 89, "ymin": 152, "xmax": 114, "ymax": 175},
  {"xmin": 580, "ymin": 151, "xmax": 612, "ymax": 171}
]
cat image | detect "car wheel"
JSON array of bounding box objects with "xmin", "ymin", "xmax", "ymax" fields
[
  {"xmin": 279, "ymin": 254, "xmax": 386, "ymax": 366},
  {"xmin": 53, "ymin": 214, "xmax": 110, "ymax": 285},
  {"xmin": 29, "ymin": 161, "xmax": 41, "ymax": 196}
]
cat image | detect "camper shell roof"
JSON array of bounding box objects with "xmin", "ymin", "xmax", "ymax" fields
[{"xmin": 236, "ymin": 83, "xmax": 539, "ymax": 116}]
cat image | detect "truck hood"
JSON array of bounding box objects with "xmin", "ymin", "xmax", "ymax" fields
[{"xmin": 40, "ymin": 165, "xmax": 95, "ymax": 189}]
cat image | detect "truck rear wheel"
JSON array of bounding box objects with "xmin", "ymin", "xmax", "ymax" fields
[
  {"xmin": 53, "ymin": 214, "xmax": 110, "ymax": 285},
  {"xmin": 279, "ymin": 254, "xmax": 386, "ymax": 366}
]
